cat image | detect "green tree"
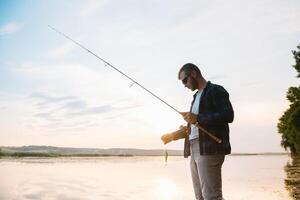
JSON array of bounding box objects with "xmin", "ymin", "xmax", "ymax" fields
[{"xmin": 278, "ymin": 44, "xmax": 300, "ymax": 156}]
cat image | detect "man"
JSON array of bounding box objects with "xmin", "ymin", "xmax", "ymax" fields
[{"xmin": 161, "ymin": 63, "xmax": 234, "ymax": 200}]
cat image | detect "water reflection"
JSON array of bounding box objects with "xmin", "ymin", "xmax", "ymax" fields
[
  {"xmin": 0, "ymin": 156, "xmax": 291, "ymax": 200},
  {"xmin": 285, "ymin": 156, "xmax": 300, "ymax": 199},
  {"xmin": 154, "ymin": 178, "xmax": 177, "ymax": 200}
]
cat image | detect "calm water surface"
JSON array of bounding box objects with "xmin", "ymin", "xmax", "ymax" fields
[{"xmin": 0, "ymin": 155, "xmax": 291, "ymax": 200}]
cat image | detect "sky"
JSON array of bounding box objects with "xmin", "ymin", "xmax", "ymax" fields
[{"xmin": 0, "ymin": 0, "xmax": 299, "ymax": 153}]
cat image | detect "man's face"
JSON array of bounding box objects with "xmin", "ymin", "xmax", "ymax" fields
[{"xmin": 179, "ymin": 70, "xmax": 198, "ymax": 91}]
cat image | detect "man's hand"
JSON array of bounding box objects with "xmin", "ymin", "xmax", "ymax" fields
[
  {"xmin": 180, "ymin": 112, "xmax": 197, "ymax": 124},
  {"xmin": 161, "ymin": 133, "xmax": 174, "ymax": 144},
  {"xmin": 161, "ymin": 125, "xmax": 187, "ymax": 144}
]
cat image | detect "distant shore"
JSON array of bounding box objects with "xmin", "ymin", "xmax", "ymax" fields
[
  {"xmin": 0, "ymin": 152, "xmax": 136, "ymax": 157},
  {"xmin": 0, "ymin": 145, "xmax": 289, "ymax": 158},
  {"xmin": 0, "ymin": 153, "xmax": 289, "ymax": 158}
]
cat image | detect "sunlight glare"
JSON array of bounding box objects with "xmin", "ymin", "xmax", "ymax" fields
[{"xmin": 154, "ymin": 178, "xmax": 177, "ymax": 200}]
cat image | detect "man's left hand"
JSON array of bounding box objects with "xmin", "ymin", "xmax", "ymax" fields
[{"xmin": 180, "ymin": 112, "xmax": 197, "ymax": 124}]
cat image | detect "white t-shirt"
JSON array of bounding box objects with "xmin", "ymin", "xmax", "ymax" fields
[{"xmin": 189, "ymin": 89, "xmax": 203, "ymax": 140}]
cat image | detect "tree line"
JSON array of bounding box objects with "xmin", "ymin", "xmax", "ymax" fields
[{"xmin": 278, "ymin": 44, "xmax": 300, "ymax": 156}]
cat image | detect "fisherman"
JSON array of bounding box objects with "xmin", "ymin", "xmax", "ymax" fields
[
  {"xmin": 50, "ymin": 27, "xmax": 232, "ymax": 199},
  {"xmin": 161, "ymin": 63, "xmax": 234, "ymax": 200}
]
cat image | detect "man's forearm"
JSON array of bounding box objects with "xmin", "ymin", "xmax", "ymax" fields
[
  {"xmin": 172, "ymin": 127, "xmax": 188, "ymax": 140},
  {"xmin": 198, "ymin": 109, "xmax": 234, "ymax": 125}
]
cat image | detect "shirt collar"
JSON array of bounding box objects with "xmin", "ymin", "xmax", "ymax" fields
[{"xmin": 193, "ymin": 81, "xmax": 211, "ymax": 98}]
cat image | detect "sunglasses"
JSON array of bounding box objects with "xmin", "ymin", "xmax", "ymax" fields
[{"xmin": 182, "ymin": 74, "xmax": 191, "ymax": 84}]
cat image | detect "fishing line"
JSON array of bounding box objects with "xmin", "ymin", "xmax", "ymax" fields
[
  {"xmin": 48, "ymin": 25, "xmax": 180, "ymax": 115},
  {"xmin": 48, "ymin": 25, "xmax": 222, "ymax": 145}
]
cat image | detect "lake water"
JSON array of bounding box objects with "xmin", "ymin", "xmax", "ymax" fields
[{"xmin": 0, "ymin": 155, "xmax": 291, "ymax": 200}]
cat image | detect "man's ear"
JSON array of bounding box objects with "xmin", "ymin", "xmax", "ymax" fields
[{"xmin": 191, "ymin": 70, "xmax": 197, "ymax": 78}]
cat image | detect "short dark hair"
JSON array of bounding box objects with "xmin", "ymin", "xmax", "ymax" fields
[{"xmin": 178, "ymin": 63, "xmax": 202, "ymax": 79}]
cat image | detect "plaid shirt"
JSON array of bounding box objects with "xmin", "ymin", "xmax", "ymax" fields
[{"xmin": 183, "ymin": 81, "xmax": 234, "ymax": 157}]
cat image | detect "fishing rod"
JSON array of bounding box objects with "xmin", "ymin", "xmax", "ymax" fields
[{"xmin": 48, "ymin": 25, "xmax": 222, "ymax": 144}]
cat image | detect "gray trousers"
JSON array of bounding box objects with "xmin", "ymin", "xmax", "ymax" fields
[{"xmin": 190, "ymin": 139, "xmax": 225, "ymax": 200}]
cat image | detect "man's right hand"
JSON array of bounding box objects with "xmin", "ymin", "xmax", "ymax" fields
[{"xmin": 161, "ymin": 133, "xmax": 174, "ymax": 144}]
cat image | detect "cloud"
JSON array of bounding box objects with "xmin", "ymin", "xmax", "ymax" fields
[
  {"xmin": 30, "ymin": 93, "xmax": 141, "ymax": 123},
  {"xmin": 46, "ymin": 41, "xmax": 77, "ymax": 57},
  {"xmin": 30, "ymin": 93, "xmax": 112, "ymax": 119},
  {"xmin": 0, "ymin": 106, "xmax": 7, "ymax": 110},
  {"xmin": 37, "ymin": 120, "xmax": 95, "ymax": 131},
  {"xmin": 14, "ymin": 62, "xmax": 107, "ymax": 92},
  {"xmin": 62, "ymin": 100, "xmax": 87, "ymax": 110},
  {"xmin": 80, "ymin": 0, "xmax": 109, "ymax": 17},
  {"xmin": 67, "ymin": 105, "xmax": 113, "ymax": 117},
  {"xmin": 15, "ymin": 62, "xmax": 100, "ymax": 81},
  {"xmin": 30, "ymin": 93, "xmax": 78, "ymax": 105},
  {"xmin": 29, "ymin": 93, "xmax": 106, "ymax": 130},
  {"xmin": 0, "ymin": 21, "xmax": 23, "ymax": 35},
  {"xmin": 102, "ymin": 113, "xmax": 126, "ymax": 120},
  {"xmin": 34, "ymin": 112, "xmax": 52, "ymax": 118},
  {"xmin": 13, "ymin": 61, "xmax": 145, "ymax": 106}
]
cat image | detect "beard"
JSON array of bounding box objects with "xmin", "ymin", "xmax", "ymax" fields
[{"xmin": 190, "ymin": 77, "xmax": 198, "ymax": 91}]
